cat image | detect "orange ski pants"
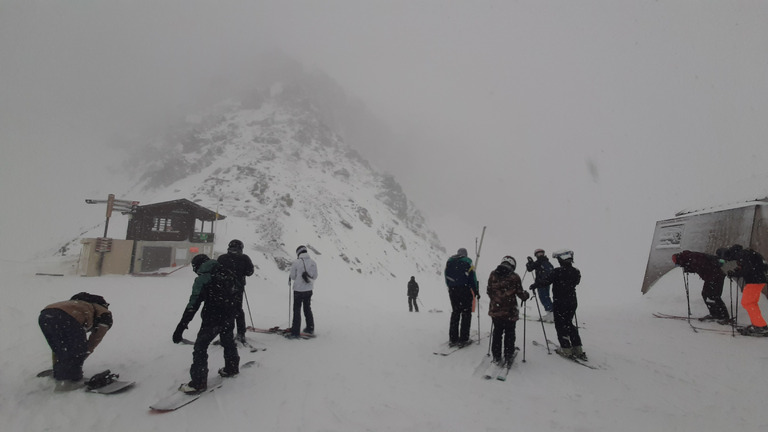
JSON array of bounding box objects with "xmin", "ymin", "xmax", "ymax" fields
[{"xmin": 742, "ymin": 283, "xmax": 768, "ymax": 327}]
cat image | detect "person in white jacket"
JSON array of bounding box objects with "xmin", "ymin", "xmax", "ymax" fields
[{"xmin": 287, "ymin": 245, "xmax": 318, "ymax": 338}]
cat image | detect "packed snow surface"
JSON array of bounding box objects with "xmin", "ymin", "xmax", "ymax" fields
[{"xmin": 2, "ymin": 253, "xmax": 767, "ymax": 432}]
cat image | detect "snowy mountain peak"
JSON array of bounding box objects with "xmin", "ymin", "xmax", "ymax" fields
[{"xmin": 127, "ymin": 83, "xmax": 445, "ymax": 278}]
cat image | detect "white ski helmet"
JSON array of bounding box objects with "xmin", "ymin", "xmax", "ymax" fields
[
  {"xmin": 552, "ymin": 249, "xmax": 574, "ymax": 262},
  {"xmin": 501, "ymin": 255, "xmax": 516, "ymax": 270}
]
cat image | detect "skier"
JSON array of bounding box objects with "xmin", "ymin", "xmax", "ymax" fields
[
  {"xmin": 525, "ymin": 248, "xmax": 554, "ymax": 322},
  {"xmin": 287, "ymin": 245, "xmax": 318, "ymax": 338},
  {"xmin": 719, "ymin": 244, "xmax": 768, "ymax": 335},
  {"xmin": 487, "ymin": 256, "xmax": 530, "ymax": 366},
  {"xmin": 217, "ymin": 239, "xmax": 255, "ymax": 344},
  {"xmin": 408, "ymin": 276, "xmax": 420, "ymax": 312},
  {"xmin": 444, "ymin": 248, "xmax": 479, "ymax": 347},
  {"xmin": 174, "ymin": 254, "xmax": 240, "ymax": 393},
  {"xmin": 671, "ymin": 250, "xmax": 730, "ymax": 322},
  {"xmin": 530, "ymin": 249, "xmax": 586, "ymax": 360},
  {"xmin": 38, "ymin": 292, "xmax": 113, "ymax": 391}
]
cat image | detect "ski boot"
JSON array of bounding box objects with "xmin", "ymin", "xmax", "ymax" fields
[
  {"xmin": 572, "ymin": 345, "xmax": 588, "ymax": 361},
  {"xmin": 179, "ymin": 381, "xmax": 206, "ymax": 394}
]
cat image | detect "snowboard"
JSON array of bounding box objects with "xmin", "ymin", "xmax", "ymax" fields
[
  {"xmin": 149, "ymin": 376, "xmax": 225, "ymax": 412},
  {"xmin": 88, "ymin": 379, "xmax": 135, "ymax": 394},
  {"xmin": 149, "ymin": 360, "xmax": 257, "ymax": 412},
  {"xmin": 36, "ymin": 368, "xmax": 135, "ymax": 394}
]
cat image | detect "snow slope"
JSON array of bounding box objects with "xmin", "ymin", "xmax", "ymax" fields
[{"xmin": 2, "ymin": 248, "xmax": 767, "ymax": 432}]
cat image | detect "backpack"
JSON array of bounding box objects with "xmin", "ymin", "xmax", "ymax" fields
[
  {"xmin": 70, "ymin": 292, "xmax": 109, "ymax": 308},
  {"xmin": 445, "ymin": 256, "xmax": 473, "ymax": 288},
  {"xmin": 204, "ymin": 263, "xmax": 240, "ymax": 311}
]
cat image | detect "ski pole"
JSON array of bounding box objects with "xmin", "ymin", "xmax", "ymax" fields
[
  {"xmin": 288, "ymin": 277, "xmax": 292, "ymax": 326},
  {"xmin": 729, "ymin": 278, "xmax": 735, "ymax": 337},
  {"xmin": 520, "ymin": 270, "xmax": 529, "ymax": 362},
  {"xmin": 683, "ymin": 273, "xmax": 697, "ymax": 333},
  {"xmin": 736, "ymin": 278, "xmax": 740, "ymax": 328},
  {"xmin": 522, "ymin": 300, "xmax": 527, "ymax": 363},
  {"xmin": 486, "ymin": 321, "xmax": 494, "ymax": 356},
  {"xmin": 474, "ymin": 226, "xmax": 486, "ymax": 344},
  {"xmin": 243, "ymin": 288, "xmax": 255, "ymax": 328},
  {"xmin": 476, "ymin": 295, "xmax": 480, "ymax": 344},
  {"xmin": 531, "ymin": 288, "xmax": 551, "ymax": 355}
]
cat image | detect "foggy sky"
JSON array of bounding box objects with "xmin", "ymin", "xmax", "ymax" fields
[{"xmin": 2, "ymin": 1, "xmax": 768, "ymax": 281}]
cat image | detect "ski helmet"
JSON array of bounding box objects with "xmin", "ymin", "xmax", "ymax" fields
[
  {"xmin": 501, "ymin": 255, "xmax": 516, "ymax": 270},
  {"xmin": 191, "ymin": 254, "xmax": 210, "ymax": 273},
  {"xmin": 534, "ymin": 248, "xmax": 546, "ymax": 257},
  {"xmin": 296, "ymin": 245, "xmax": 308, "ymax": 257},
  {"xmin": 552, "ymin": 249, "xmax": 574, "ymax": 262},
  {"xmin": 228, "ymin": 239, "xmax": 244, "ymax": 253},
  {"xmin": 457, "ymin": 248, "xmax": 468, "ymax": 257}
]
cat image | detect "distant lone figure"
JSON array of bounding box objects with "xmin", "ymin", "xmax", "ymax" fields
[{"xmin": 408, "ymin": 276, "xmax": 420, "ymax": 312}]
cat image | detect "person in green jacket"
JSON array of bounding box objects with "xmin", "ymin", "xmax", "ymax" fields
[{"xmin": 444, "ymin": 248, "xmax": 479, "ymax": 347}]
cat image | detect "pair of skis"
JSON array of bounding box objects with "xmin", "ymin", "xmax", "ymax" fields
[
  {"xmin": 652, "ymin": 312, "xmax": 743, "ymax": 335},
  {"xmin": 531, "ymin": 340, "xmax": 602, "ymax": 370},
  {"xmin": 433, "ymin": 340, "xmax": 474, "ymax": 356},
  {"xmin": 478, "ymin": 348, "xmax": 519, "ymax": 381},
  {"xmin": 247, "ymin": 326, "xmax": 316, "ymax": 339}
]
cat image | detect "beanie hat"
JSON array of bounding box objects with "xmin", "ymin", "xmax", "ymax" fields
[
  {"xmin": 191, "ymin": 254, "xmax": 210, "ymax": 272},
  {"xmin": 457, "ymin": 248, "xmax": 468, "ymax": 257},
  {"xmin": 296, "ymin": 245, "xmax": 308, "ymax": 257},
  {"xmin": 228, "ymin": 239, "xmax": 244, "ymax": 253}
]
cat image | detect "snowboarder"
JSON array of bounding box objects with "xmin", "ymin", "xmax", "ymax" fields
[
  {"xmin": 526, "ymin": 248, "xmax": 554, "ymax": 322},
  {"xmin": 38, "ymin": 292, "xmax": 113, "ymax": 392},
  {"xmin": 671, "ymin": 250, "xmax": 730, "ymax": 321},
  {"xmin": 287, "ymin": 245, "xmax": 318, "ymax": 338},
  {"xmin": 444, "ymin": 248, "xmax": 479, "ymax": 347},
  {"xmin": 719, "ymin": 245, "xmax": 768, "ymax": 335},
  {"xmin": 407, "ymin": 276, "xmax": 420, "ymax": 312},
  {"xmin": 217, "ymin": 239, "xmax": 255, "ymax": 343},
  {"xmin": 487, "ymin": 256, "xmax": 530, "ymax": 365},
  {"xmin": 530, "ymin": 249, "xmax": 586, "ymax": 360},
  {"xmin": 174, "ymin": 254, "xmax": 240, "ymax": 394}
]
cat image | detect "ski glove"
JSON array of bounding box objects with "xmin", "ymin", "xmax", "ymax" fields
[
  {"xmin": 525, "ymin": 257, "xmax": 536, "ymax": 272},
  {"xmin": 172, "ymin": 323, "xmax": 186, "ymax": 344},
  {"xmin": 529, "ymin": 284, "xmax": 538, "ymax": 291}
]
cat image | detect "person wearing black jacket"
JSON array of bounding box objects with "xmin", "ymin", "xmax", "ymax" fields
[
  {"xmin": 530, "ymin": 249, "xmax": 585, "ymax": 360},
  {"xmin": 174, "ymin": 255, "xmax": 240, "ymax": 394},
  {"xmin": 407, "ymin": 276, "xmax": 420, "ymax": 312},
  {"xmin": 720, "ymin": 245, "xmax": 768, "ymax": 335},
  {"xmin": 671, "ymin": 250, "xmax": 730, "ymax": 321},
  {"xmin": 217, "ymin": 239, "xmax": 255, "ymax": 343}
]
